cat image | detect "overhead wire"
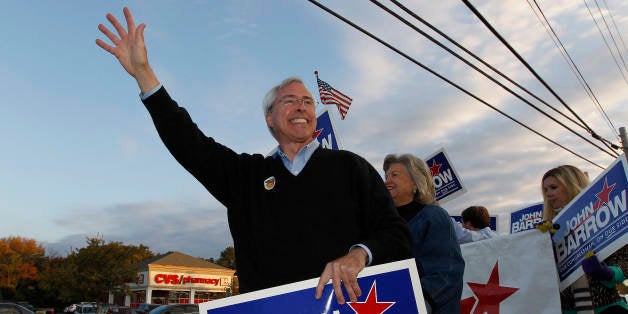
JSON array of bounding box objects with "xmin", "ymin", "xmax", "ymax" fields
[
  {"xmin": 582, "ymin": 0, "xmax": 628, "ymax": 81},
  {"xmin": 583, "ymin": 0, "xmax": 622, "ymax": 136},
  {"xmin": 602, "ymin": 0, "xmax": 628, "ymax": 62},
  {"xmin": 387, "ymin": 0, "xmax": 588, "ymax": 133},
  {"xmin": 526, "ymin": 0, "xmax": 620, "ymax": 140},
  {"xmin": 370, "ymin": 0, "xmax": 617, "ymax": 158},
  {"xmin": 461, "ymin": 0, "xmax": 621, "ymax": 154},
  {"xmin": 305, "ymin": 0, "xmax": 606, "ymax": 169},
  {"xmin": 592, "ymin": 0, "xmax": 628, "ymax": 72}
]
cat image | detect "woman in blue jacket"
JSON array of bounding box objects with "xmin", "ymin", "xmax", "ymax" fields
[{"xmin": 384, "ymin": 154, "xmax": 465, "ymax": 314}]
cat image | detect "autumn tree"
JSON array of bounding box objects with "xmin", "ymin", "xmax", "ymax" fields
[{"xmin": 0, "ymin": 236, "xmax": 45, "ymax": 300}]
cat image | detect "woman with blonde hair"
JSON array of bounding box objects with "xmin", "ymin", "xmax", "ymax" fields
[
  {"xmin": 541, "ymin": 164, "xmax": 590, "ymax": 221},
  {"xmin": 384, "ymin": 153, "xmax": 464, "ymax": 314},
  {"xmin": 541, "ymin": 165, "xmax": 627, "ymax": 313}
]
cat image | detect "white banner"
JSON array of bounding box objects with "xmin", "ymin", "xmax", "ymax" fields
[{"xmin": 460, "ymin": 231, "xmax": 561, "ymax": 314}]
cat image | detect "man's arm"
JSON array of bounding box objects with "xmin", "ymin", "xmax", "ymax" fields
[{"xmin": 96, "ymin": 7, "xmax": 160, "ymax": 93}]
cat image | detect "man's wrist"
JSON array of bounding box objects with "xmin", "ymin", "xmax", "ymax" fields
[{"xmin": 350, "ymin": 244, "xmax": 372, "ymax": 266}]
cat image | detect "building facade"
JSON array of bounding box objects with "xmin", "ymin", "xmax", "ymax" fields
[{"xmin": 114, "ymin": 251, "xmax": 236, "ymax": 306}]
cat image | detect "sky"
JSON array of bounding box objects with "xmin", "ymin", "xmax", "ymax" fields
[{"xmin": 1, "ymin": 0, "xmax": 627, "ymax": 260}]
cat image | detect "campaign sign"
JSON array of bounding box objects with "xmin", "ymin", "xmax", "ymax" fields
[
  {"xmin": 314, "ymin": 109, "xmax": 342, "ymax": 150},
  {"xmin": 199, "ymin": 259, "xmax": 427, "ymax": 314},
  {"xmin": 551, "ymin": 154, "xmax": 628, "ymax": 290},
  {"xmin": 451, "ymin": 215, "xmax": 497, "ymax": 231},
  {"xmin": 425, "ymin": 148, "xmax": 467, "ymax": 203},
  {"xmin": 509, "ymin": 202, "xmax": 543, "ymax": 234}
]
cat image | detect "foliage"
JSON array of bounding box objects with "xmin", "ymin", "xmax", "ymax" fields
[
  {"xmin": 0, "ymin": 235, "xmax": 238, "ymax": 307},
  {"xmin": 0, "ymin": 236, "xmax": 45, "ymax": 299},
  {"xmin": 59, "ymin": 236, "xmax": 154, "ymax": 303},
  {"xmin": 215, "ymin": 246, "xmax": 235, "ymax": 269}
]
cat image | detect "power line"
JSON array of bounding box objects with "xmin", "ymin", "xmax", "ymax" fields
[
  {"xmin": 592, "ymin": 0, "xmax": 628, "ymax": 72},
  {"xmin": 305, "ymin": 0, "xmax": 606, "ymax": 169},
  {"xmin": 370, "ymin": 0, "xmax": 617, "ymax": 158},
  {"xmin": 526, "ymin": 0, "xmax": 620, "ymax": 142},
  {"xmin": 461, "ymin": 0, "xmax": 621, "ymax": 154},
  {"xmin": 387, "ymin": 0, "xmax": 588, "ymax": 132},
  {"xmin": 602, "ymin": 0, "xmax": 628, "ymax": 62},
  {"xmin": 583, "ymin": 0, "xmax": 628, "ymax": 82}
]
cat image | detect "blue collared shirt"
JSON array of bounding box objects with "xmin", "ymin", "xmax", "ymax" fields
[{"xmin": 272, "ymin": 140, "xmax": 320, "ymax": 175}]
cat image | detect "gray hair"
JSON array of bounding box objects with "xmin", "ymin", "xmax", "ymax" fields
[
  {"xmin": 383, "ymin": 153, "xmax": 438, "ymax": 205},
  {"xmin": 262, "ymin": 76, "xmax": 307, "ymax": 115},
  {"xmin": 262, "ymin": 76, "xmax": 308, "ymax": 138}
]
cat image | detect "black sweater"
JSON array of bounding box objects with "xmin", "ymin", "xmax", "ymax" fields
[{"xmin": 143, "ymin": 87, "xmax": 412, "ymax": 292}]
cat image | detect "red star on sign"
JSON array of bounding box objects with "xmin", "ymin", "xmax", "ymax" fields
[
  {"xmin": 460, "ymin": 296, "xmax": 477, "ymax": 313},
  {"xmin": 593, "ymin": 178, "xmax": 615, "ymax": 210},
  {"xmin": 347, "ymin": 281, "xmax": 394, "ymax": 314},
  {"xmin": 312, "ymin": 128, "xmax": 323, "ymax": 139},
  {"xmin": 429, "ymin": 160, "xmax": 441, "ymax": 177},
  {"xmin": 466, "ymin": 261, "xmax": 518, "ymax": 314}
]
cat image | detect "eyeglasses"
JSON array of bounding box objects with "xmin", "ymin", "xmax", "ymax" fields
[{"xmin": 276, "ymin": 95, "xmax": 317, "ymax": 107}]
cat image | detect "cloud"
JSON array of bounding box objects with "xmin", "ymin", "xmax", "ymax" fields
[
  {"xmin": 48, "ymin": 200, "xmax": 232, "ymax": 259},
  {"xmin": 325, "ymin": 1, "xmax": 627, "ymax": 233}
]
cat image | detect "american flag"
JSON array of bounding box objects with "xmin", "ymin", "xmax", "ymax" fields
[{"xmin": 316, "ymin": 75, "xmax": 353, "ymax": 120}]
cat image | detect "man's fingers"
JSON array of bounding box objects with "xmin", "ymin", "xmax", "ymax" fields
[
  {"xmin": 137, "ymin": 24, "xmax": 146, "ymax": 43},
  {"xmin": 331, "ymin": 274, "xmax": 346, "ymax": 304},
  {"xmin": 123, "ymin": 7, "xmax": 136, "ymax": 34},
  {"xmin": 343, "ymin": 277, "xmax": 361, "ymax": 303},
  {"xmin": 106, "ymin": 12, "xmax": 127, "ymax": 38},
  {"xmin": 95, "ymin": 39, "xmax": 115, "ymax": 55},
  {"xmin": 314, "ymin": 276, "xmax": 328, "ymax": 299},
  {"xmin": 98, "ymin": 24, "xmax": 119, "ymax": 45}
]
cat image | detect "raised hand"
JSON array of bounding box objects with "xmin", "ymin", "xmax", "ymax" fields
[{"xmin": 96, "ymin": 7, "xmax": 159, "ymax": 92}]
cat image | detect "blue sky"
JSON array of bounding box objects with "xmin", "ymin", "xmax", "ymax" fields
[{"xmin": 1, "ymin": 1, "xmax": 627, "ymax": 260}]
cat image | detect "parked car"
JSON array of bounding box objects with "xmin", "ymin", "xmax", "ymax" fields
[
  {"xmin": 74, "ymin": 304, "xmax": 96, "ymax": 314},
  {"xmin": 14, "ymin": 303, "xmax": 33, "ymax": 312},
  {"xmin": 133, "ymin": 304, "xmax": 160, "ymax": 314},
  {"xmin": 148, "ymin": 304, "xmax": 198, "ymax": 314},
  {"xmin": 0, "ymin": 302, "xmax": 36, "ymax": 314},
  {"xmin": 96, "ymin": 304, "xmax": 123, "ymax": 314},
  {"xmin": 64, "ymin": 302, "xmax": 95, "ymax": 314},
  {"xmin": 63, "ymin": 305, "xmax": 77, "ymax": 313}
]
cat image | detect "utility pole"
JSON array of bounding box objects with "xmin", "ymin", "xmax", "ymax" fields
[{"xmin": 620, "ymin": 127, "xmax": 628, "ymax": 156}]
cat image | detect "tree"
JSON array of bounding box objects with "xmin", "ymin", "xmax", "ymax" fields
[
  {"xmin": 37, "ymin": 255, "xmax": 73, "ymax": 308},
  {"xmin": 0, "ymin": 236, "xmax": 45, "ymax": 299},
  {"xmin": 215, "ymin": 247, "xmax": 235, "ymax": 269},
  {"xmin": 57, "ymin": 235, "xmax": 154, "ymax": 303}
]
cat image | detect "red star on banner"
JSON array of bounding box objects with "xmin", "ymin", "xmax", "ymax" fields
[
  {"xmin": 312, "ymin": 128, "xmax": 323, "ymax": 139},
  {"xmin": 593, "ymin": 178, "xmax": 615, "ymax": 210},
  {"xmin": 429, "ymin": 160, "xmax": 441, "ymax": 177},
  {"xmin": 347, "ymin": 281, "xmax": 394, "ymax": 314},
  {"xmin": 460, "ymin": 297, "xmax": 477, "ymax": 314},
  {"xmin": 466, "ymin": 262, "xmax": 519, "ymax": 314}
]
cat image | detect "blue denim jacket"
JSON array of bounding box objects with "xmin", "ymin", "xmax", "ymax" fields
[{"xmin": 401, "ymin": 202, "xmax": 465, "ymax": 314}]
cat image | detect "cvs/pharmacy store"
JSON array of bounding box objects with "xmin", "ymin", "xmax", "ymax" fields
[{"xmin": 113, "ymin": 251, "xmax": 236, "ymax": 306}]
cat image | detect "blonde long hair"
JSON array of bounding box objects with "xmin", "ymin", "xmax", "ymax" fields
[{"xmin": 541, "ymin": 165, "xmax": 590, "ymax": 221}]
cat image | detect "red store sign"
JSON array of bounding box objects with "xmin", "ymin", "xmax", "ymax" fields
[{"xmin": 153, "ymin": 273, "xmax": 230, "ymax": 287}]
